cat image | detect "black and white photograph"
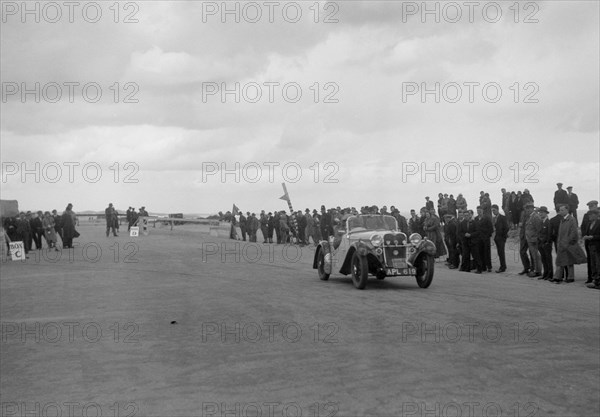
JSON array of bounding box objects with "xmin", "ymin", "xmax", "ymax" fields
[{"xmin": 1, "ymin": 1, "xmax": 599, "ymax": 416}]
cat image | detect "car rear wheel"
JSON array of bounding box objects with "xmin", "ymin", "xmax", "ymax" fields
[
  {"xmin": 415, "ymin": 254, "xmax": 434, "ymax": 288},
  {"xmin": 317, "ymin": 248, "xmax": 330, "ymax": 281},
  {"xmin": 351, "ymin": 252, "xmax": 368, "ymax": 289}
]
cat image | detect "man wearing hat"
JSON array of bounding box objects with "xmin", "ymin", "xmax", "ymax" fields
[
  {"xmin": 551, "ymin": 204, "xmax": 587, "ymax": 284},
  {"xmin": 320, "ymin": 205, "xmax": 333, "ymax": 240},
  {"xmin": 537, "ymin": 206, "xmax": 553, "ymax": 280},
  {"xmin": 105, "ymin": 203, "xmax": 118, "ymax": 237},
  {"xmin": 582, "ymin": 208, "xmax": 600, "ymax": 289},
  {"xmin": 267, "ymin": 212, "xmax": 275, "ymax": 243},
  {"xmin": 581, "ymin": 201, "xmax": 599, "ymax": 283},
  {"xmin": 566, "ymin": 186, "xmax": 579, "ymax": 223},
  {"xmin": 554, "ymin": 183, "xmax": 569, "ymax": 208},
  {"xmin": 524, "ymin": 203, "xmax": 542, "ymax": 277},
  {"xmin": 492, "ymin": 204, "xmax": 509, "ymax": 273},
  {"xmin": 238, "ymin": 210, "xmax": 247, "ymax": 241}
]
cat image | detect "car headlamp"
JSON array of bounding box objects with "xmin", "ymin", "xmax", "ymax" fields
[
  {"xmin": 409, "ymin": 233, "xmax": 422, "ymax": 245},
  {"xmin": 370, "ymin": 234, "xmax": 383, "ymax": 247}
]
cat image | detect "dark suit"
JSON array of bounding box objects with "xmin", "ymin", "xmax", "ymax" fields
[
  {"xmin": 476, "ymin": 215, "xmax": 493, "ymax": 270},
  {"xmin": 30, "ymin": 217, "xmax": 43, "ymax": 249},
  {"xmin": 493, "ymin": 214, "xmax": 509, "ymax": 270},
  {"xmin": 444, "ymin": 219, "xmax": 459, "ymax": 268},
  {"xmin": 582, "ymin": 218, "xmax": 600, "ymax": 281},
  {"xmin": 581, "ymin": 212, "xmax": 593, "ymax": 279},
  {"xmin": 538, "ymin": 217, "xmax": 553, "ymax": 278},
  {"xmin": 238, "ymin": 214, "xmax": 247, "ymax": 241},
  {"xmin": 567, "ymin": 192, "xmax": 579, "ymax": 222},
  {"xmin": 459, "ymin": 219, "xmax": 481, "ymax": 272},
  {"xmin": 554, "ymin": 189, "xmax": 569, "ymax": 208}
]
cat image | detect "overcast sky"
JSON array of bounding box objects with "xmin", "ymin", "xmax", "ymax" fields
[{"xmin": 1, "ymin": 0, "xmax": 598, "ymax": 215}]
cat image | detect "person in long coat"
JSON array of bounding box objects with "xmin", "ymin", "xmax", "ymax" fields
[
  {"xmin": 61, "ymin": 204, "xmax": 77, "ymax": 248},
  {"xmin": 423, "ymin": 210, "xmax": 447, "ymax": 258},
  {"xmin": 552, "ymin": 204, "xmax": 587, "ymax": 283},
  {"xmin": 42, "ymin": 211, "xmax": 58, "ymax": 250},
  {"xmin": 509, "ymin": 191, "xmax": 521, "ymax": 228}
]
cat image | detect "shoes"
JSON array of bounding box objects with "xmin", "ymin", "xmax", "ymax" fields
[
  {"xmin": 564, "ymin": 279, "xmax": 574, "ymax": 283},
  {"xmin": 528, "ymin": 272, "xmax": 542, "ymax": 278},
  {"xmin": 586, "ymin": 282, "xmax": 599, "ymax": 288},
  {"xmin": 585, "ymin": 279, "xmax": 593, "ymax": 284},
  {"xmin": 552, "ymin": 279, "xmax": 563, "ymax": 284},
  {"xmin": 487, "ymin": 268, "xmax": 492, "ymax": 272},
  {"xmin": 518, "ymin": 270, "xmax": 529, "ymax": 275},
  {"xmin": 495, "ymin": 269, "xmax": 506, "ymax": 273},
  {"xmin": 537, "ymin": 275, "xmax": 546, "ymax": 280},
  {"xmin": 448, "ymin": 265, "xmax": 457, "ymax": 269},
  {"xmin": 474, "ymin": 270, "xmax": 482, "ymax": 274}
]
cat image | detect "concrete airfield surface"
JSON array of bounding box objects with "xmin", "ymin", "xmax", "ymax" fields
[{"xmin": 1, "ymin": 223, "xmax": 599, "ymax": 417}]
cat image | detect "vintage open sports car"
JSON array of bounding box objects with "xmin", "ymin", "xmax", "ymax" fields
[{"xmin": 312, "ymin": 214, "xmax": 437, "ymax": 289}]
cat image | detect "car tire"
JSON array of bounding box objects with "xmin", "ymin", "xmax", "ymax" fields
[
  {"xmin": 351, "ymin": 252, "xmax": 368, "ymax": 289},
  {"xmin": 415, "ymin": 254, "xmax": 434, "ymax": 288},
  {"xmin": 317, "ymin": 248, "xmax": 330, "ymax": 281}
]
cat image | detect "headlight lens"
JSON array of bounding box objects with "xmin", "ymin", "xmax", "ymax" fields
[
  {"xmin": 409, "ymin": 233, "xmax": 422, "ymax": 245},
  {"xmin": 371, "ymin": 234, "xmax": 383, "ymax": 247}
]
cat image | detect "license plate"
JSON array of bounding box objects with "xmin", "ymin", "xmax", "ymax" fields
[
  {"xmin": 392, "ymin": 258, "xmax": 407, "ymax": 269},
  {"xmin": 386, "ymin": 267, "xmax": 416, "ymax": 276}
]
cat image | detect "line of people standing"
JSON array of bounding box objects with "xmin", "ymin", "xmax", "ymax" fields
[{"xmin": 2, "ymin": 203, "xmax": 79, "ymax": 257}]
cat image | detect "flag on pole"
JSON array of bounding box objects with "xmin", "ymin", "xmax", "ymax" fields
[
  {"xmin": 232, "ymin": 204, "xmax": 239, "ymax": 215},
  {"xmin": 280, "ymin": 183, "xmax": 298, "ymax": 243}
]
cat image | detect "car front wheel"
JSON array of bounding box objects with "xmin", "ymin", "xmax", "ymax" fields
[
  {"xmin": 415, "ymin": 254, "xmax": 434, "ymax": 288},
  {"xmin": 317, "ymin": 248, "xmax": 330, "ymax": 281},
  {"xmin": 351, "ymin": 252, "xmax": 368, "ymax": 289}
]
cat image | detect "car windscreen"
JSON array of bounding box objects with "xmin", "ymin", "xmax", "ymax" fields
[{"xmin": 347, "ymin": 215, "xmax": 397, "ymax": 231}]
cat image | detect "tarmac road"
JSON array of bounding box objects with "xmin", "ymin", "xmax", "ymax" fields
[{"xmin": 1, "ymin": 224, "xmax": 599, "ymax": 417}]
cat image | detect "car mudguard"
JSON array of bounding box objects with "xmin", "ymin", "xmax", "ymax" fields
[
  {"xmin": 313, "ymin": 240, "xmax": 333, "ymax": 274},
  {"xmin": 408, "ymin": 239, "xmax": 437, "ymax": 265}
]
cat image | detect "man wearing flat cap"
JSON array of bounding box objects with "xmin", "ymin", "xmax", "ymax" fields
[
  {"xmin": 537, "ymin": 206, "xmax": 554, "ymax": 280},
  {"xmin": 581, "ymin": 201, "xmax": 599, "ymax": 283},
  {"xmin": 554, "ymin": 183, "xmax": 569, "ymax": 208},
  {"xmin": 566, "ymin": 186, "xmax": 579, "ymax": 224},
  {"xmin": 523, "ymin": 203, "xmax": 542, "ymax": 277}
]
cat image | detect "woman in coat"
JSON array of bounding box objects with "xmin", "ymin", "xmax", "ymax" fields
[
  {"xmin": 61, "ymin": 203, "xmax": 77, "ymax": 248},
  {"xmin": 423, "ymin": 210, "xmax": 447, "ymax": 259},
  {"xmin": 42, "ymin": 211, "xmax": 58, "ymax": 250},
  {"xmin": 553, "ymin": 205, "xmax": 587, "ymax": 283}
]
